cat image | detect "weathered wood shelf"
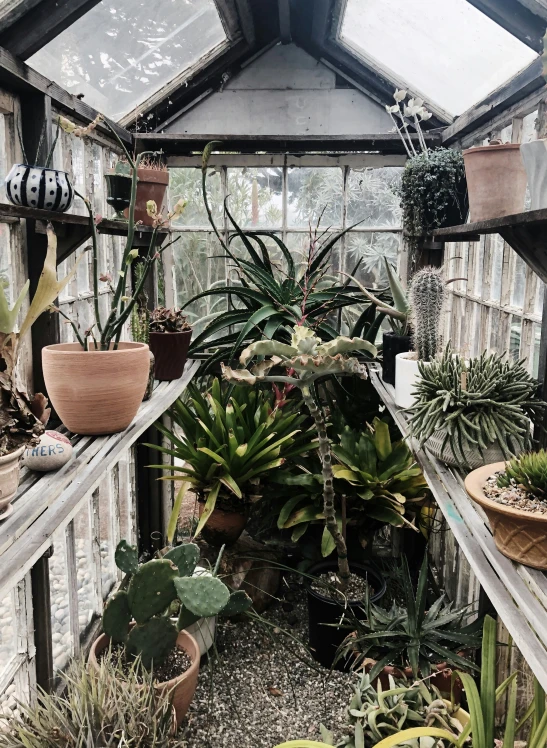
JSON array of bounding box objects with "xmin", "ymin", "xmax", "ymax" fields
[
  {"xmin": 369, "ymin": 366, "xmax": 547, "ymax": 692},
  {"xmin": 431, "ymin": 209, "xmax": 547, "ymax": 284},
  {"xmin": 0, "ymin": 360, "xmax": 199, "ymax": 601}
]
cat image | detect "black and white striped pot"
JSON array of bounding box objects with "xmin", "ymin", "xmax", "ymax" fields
[{"xmin": 4, "ymin": 164, "xmax": 73, "ymax": 213}]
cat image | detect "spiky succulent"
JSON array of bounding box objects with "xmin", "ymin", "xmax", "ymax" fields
[
  {"xmin": 150, "ymin": 307, "xmax": 191, "ymax": 333},
  {"xmin": 497, "ymin": 450, "xmax": 547, "ymax": 497},
  {"xmin": 102, "ymin": 541, "xmax": 252, "ymax": 669},
  {"xmin": 410, "ymin": 346, "xmax": 546, "ymax": 470},
  {"xmin": 408, "ymin": 267, "xmax": 445, "ymax": 362}
]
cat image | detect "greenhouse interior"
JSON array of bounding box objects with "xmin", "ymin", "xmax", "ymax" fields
[{"xmin": 5, "ymin": 0, "xmax": 547, "ymax": 746}]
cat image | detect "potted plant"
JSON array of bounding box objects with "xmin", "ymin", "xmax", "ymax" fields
[
  {"xmin": 149, "ymin": 307, "xmax": 192, "ymax": 381},
  {"xmin": 40, "ymin": 114, "xmax": 186, "ymax": 436},
  {"xmin": 465, "ymin": 449, "xmax": 547, "ymax": 569},
  {"xmin": 148, "ymin": 379, "xmax": 316, "ymax": 546},
  {"xmin": 129, "ymin": 156, "xmax": 170, "ymax": 227},
  {"xmin": 105, "ymin": 159, "xmax": 132, "ymax": 220},
  {"xmin": 411, "ymin": 347, "xmax": 546, "ymax": 471},
  {"xmin": 89, "ymin": 539, "xmax": 252, "ymax": 725},
  {"xmin": 4, "ymin": 116, "xmax": 79, "ymax": 213}
]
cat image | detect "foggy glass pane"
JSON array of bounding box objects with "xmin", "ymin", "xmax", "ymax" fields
[
  {"xmin": 511, "ymin": 255, "xmax": 526, "ymax": 309},
  {"xmin": 532, "ymin": 324, "xmax": 541, "ymax": 377},
  {"xmin": 473, "ymin": 238, "xmax": 484, "ymax": 297},
  {"xmin": 490, "ymin": 235, "xmax": 504, "ymax": 302},
  {"xmin": 169, "ymin": 168, "xmax": 222, "ymax": 228},
  {"xmin": 509, "ymin": 316, "xmax": 522, "ymax": 361},
  {"xmin": 346, "ymin": 232, "xmax": 400, "ymax": 287},
  {"xmin": 174, "ymin": 233, "xmax": 227, "ymax": 326},
  {"xmin": 536, "ymin": 281, "xmax": 545, "ymax": 316},
  {"xmin": 287, "ymin": 168, "xmax": 343, "ymax": 228},
  {"xmin": 227, "ymin": 168, "xmax": 283, "ymax": 229},
  {"xmin": 347, "ymin": 168, "xmax": 403, "ymax": 227}
]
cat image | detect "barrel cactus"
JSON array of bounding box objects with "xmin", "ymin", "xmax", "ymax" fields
[
  {"xmin": 408, "ymin": 267, "xmax": 445, "ymax": 362},
  {"xmin": 102, "ymin": 540, "xmax": 253, "ymax": 669}
]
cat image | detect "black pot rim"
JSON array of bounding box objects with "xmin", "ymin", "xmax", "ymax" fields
[
  {"xmin": 306, "ymin": 560, "xmax": 386, "ymax": 607},
  {"xmin": 383, "ymin": 331, "xmax": 412, "ymax": 341},
  {"xmin": 149, "ymin": 329, "xmax": 193, "ymax": 336}
]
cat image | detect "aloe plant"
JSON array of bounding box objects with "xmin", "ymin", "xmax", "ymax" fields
[
  {"xmin": 223, "ymin": 324, "xmax": 377, "ymax": 589},
  {"xmin": 497, "ymin": 449, "xmax": 547, "ymax": 497},
  {"xmin": 147, "ymin": 379, "xmax": 316, "ymax": 542}
]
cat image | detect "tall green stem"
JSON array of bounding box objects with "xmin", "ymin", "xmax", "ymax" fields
[{"xmin": 301, "ymin": 383, "xmax": 350, "ymax": 589}]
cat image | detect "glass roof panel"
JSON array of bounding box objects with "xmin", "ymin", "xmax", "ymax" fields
[
  {"xmin": 340, "ymin": 0, "xmax": 538, "ymax": 115},
  {"xmin": 28, "ymin": 0, "xmax": 227, "ymax": 121}
]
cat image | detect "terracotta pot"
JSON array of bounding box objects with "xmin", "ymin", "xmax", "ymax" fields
[
  {"xmin": 426, "ymin": 431, "xmax": 519, "ymax": 470},
  {"xmin": 463, "ymin": 143, "xmax": 527, "ymax": 222},
  {"xmin": 126, "ymin": 168, "xmax": 169, "ymax": 226},
  {"xmin": 149, "ymin": 330, "xmax": 192, "ymax": 381},
  {"xmin": 143, "ymin": 350, "xmax": 155, "ymax": 401},
  {"xmin": 365, "ymin": 658, "xmax": 464, "ymax": 703},
  {"xmin": 89, "ymin": 628, "xmax": 200, "ymax": 726},
  {"xmin": 521, "ymin": 139, "xmax": 547, "ymax": 210},
  {"xmin": 0, "ymin": 446, "xmax": 25, "ymax": 518},
  {"xmin": 465, "ymin": 462, "xmax": 547, "ymax": 569},
  {"xmin": 198, "ymin": 501, "xmax": 249, "ymax": 546},
  {"xmin": 42, "ymin": 342, "xmax": 150, "ymax": 435}
]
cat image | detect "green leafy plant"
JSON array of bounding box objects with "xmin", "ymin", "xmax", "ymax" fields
[
  {"xmin": 147, "ymin": 379, "xmax": 316, "ymax": 542},
  {"xmin": 410, "ymin": 346, "xmax": 546, "ymax": 470},
  {"xmin": 181, "ymin": 143, "xmax": 387, "ymax": 372},
  {"xmin": 103, "ymin": 540, "xmax": 252, "ymax": 669},
  {"xmin": 223, "ymin": 324, "xmax": 377, "ymax": 589},
  {"xmin": 336, "ymin": 554, "xmax": 481, "ymax": 678},
  {"xmin": 150, "ymin": 307, "xmax": 191, "ymax": 333},
  {"xmin": 497, "ymin": 450, "xmax": 547, "ymax": 496},
  {"xmin": 0, "ymin": 655, "xmax": 183, "ymax": 748}
]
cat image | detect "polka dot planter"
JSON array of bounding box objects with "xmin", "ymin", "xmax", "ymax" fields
[{"xmin": 4, "ymin": 164, "xmax": 73, "ymax": 213}]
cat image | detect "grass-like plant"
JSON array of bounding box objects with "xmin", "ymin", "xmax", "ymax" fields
[
  {"xmin": 497, "ymin": 449, "xmax": 547, "ymax": 497},
  {"xmin": 410, "ymin": 346, "xmax": 546, "ymax": 470}
]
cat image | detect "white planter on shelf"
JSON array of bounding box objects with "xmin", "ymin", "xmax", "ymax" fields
[
  {"xmin": 521, "ymin": 139, "xmax": 547, "ymax": 210},
  {"xmin": 394, "ymin": 352, "xmax": 421, "ymax": 409}
]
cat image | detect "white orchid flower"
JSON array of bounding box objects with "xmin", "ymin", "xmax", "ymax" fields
[
  {"xmin": 420, "ymin": 111, "xmax": 433, "ymax": 121},
  {"xmin": 386, "ymin": 104, "xmax": 400, "ymax": 113},
  {"xmin": 394, "ymin": 89, "xmax": 407, "ymax": 102},
  {"xmin": 413, "ymin": 97, "xmax": 424, "ymax": 108}
]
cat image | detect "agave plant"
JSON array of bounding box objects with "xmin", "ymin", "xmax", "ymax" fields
[
  {"xmin": 181, "ymin": 143, "xmax": 388, "ymax": 372},
  {"xmin": 147, "ymin": 379, "xmax": 316, "ymax": 542},
  {"xmin": 497, "ymin": 449, "xmax": 547, "ymax": 497},
  {"xmin": 336, "ymin": 554, "xmax": 481, "ymax": 678},
  {"xmin": 223, "ymin": 324, "xmax": 377, "ymax": 589}
]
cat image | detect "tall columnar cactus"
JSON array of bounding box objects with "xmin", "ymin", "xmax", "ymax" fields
[
  {"xmin": 102, "ymin": 541, "xmax": 252, "ymax": 669},
  {"xmin": 409, "ymin": 266, "xmax": 445, "ymax": 362}
]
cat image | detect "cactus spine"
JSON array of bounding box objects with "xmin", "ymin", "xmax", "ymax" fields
[{"xmin": 409, "ymin": 266, "xmax": 445, "ymax": 362}]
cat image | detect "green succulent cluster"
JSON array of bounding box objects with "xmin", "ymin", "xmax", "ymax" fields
[
  {"xmin": 497, "ymin": 449, "xmax": 547, "ymax": 497},
  {"xmin": 102, "ymin": 540, "xmax": 252, "ymax": 669},
  {"xmin": 410, "ymin": 346, "xmax": 546, "ymax": 470}
]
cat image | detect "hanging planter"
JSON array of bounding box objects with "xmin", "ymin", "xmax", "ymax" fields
[
  {"xmin": 5, "ymin": 164, "xmax": 74, "ymax": 213},
  {"xmin": 463, "ymin": 141, "xmax": 527, "ymax": 221}
]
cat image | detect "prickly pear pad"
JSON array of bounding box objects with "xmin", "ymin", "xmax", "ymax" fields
[
  {"xmin": 127, "ymin": 559, "xmax": 178, "ymax": 624},
  {"xmin": 164, "ymin": 543, "xmax": 200, "ymax": 577},
  {"xmin": 126, "ymin": 617, "xmax": 178, "ymax": 669},
  {"xmin": 175, "ymin": 576, "xmax": 230, "ymax": 618},
  {"xmin": 102, "ymin": 590, "xmax": 131, "ymax": 642}
]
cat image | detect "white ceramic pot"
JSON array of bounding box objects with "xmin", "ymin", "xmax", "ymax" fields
[
  {"xmin": 172, "ymin": 565, "xmax": 216, "ymax": 657},
  {"xmin": 521, "ymin": 139, "xmax": 547, "ymax": 210},
  {"xmin": 394, "ymin": 352, "xmax": 421, "ymax": 409}
]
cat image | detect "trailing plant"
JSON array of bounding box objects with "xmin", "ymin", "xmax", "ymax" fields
[
  {"xmin": 147, "ymin": 379, "xmax": 316, "ymax": 543},
  {"xmin": 372, "ymin": 615, "xmax": 547, "ymax": 748},
  {"xmin": 335, "ymin": 553, "xmax": 481, "ymax": 678},
  {"xmin": 150, "ymin": 306, "xmax": 191, "ymax": 333},
  {"xmin": 410, "ymin": 346, "xmax": 546, "ymax": 470},
  {"xmin": 223, "ymin": 324, "xmax": 377, "ymax": 590},
  {"xmin": 103, "ymin": 540, "xmax": 252, "ymax": 669},
  {"xmin": 497, "ymin": 449, "xmax": 547, "ymax": 497},
  {"xmin": 181, "ymin": 143, "xmax": 388, "ymax": 372},
  {"xmin": 0, "ymin": 655, "xmax": 183, "ymax": 748},
  {"xmin": 408, "ymin": 267, "xmax": 445, "ymax": 362}
]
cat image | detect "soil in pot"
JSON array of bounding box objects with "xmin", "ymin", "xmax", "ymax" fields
[
  {"xmin": 99, "ymin": 641, "xmax": 192, "ymax": 683},
  {"xmin": 307, "ymin": 560, "xmax": 386, "ymax": 670},
  {"xmin": 382, "ymin": 332, "xmax": 412, "ymax": 386},
  {"xmin": 149, "ymin": 330, "xmax": 192, "ymax": 381}
]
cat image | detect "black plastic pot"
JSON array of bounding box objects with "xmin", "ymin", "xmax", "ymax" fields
[
  {"xmin": 148, "ymin": 330, "xmax": 192, "ymax": 381},
  {"xmin": 307, "ymin": 560, "xmax": 386, "ymax": 670},
  {"xmin": 382, "ymin": 332, "xmax": 412, "ymax": 386},
  {"xmin": 105, "ymin": 173, "xmax": 131, "ymax": 219}
]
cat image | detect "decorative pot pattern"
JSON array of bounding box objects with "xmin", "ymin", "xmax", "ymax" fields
[
  {"xmin": 42, "ymin": 342, "xmax": 150, "ymax": 435},
  {"xmin": 5, "ymin": 164, "xmax": 73, "ymax": 212},
  {"xmin": 521, "ymin": 139, "xmax": 547, "ymax": 210},
  {"xmin": 426, "ymin": 431, "xmax": 516, "ymax": 470},
  {"xmin": 149, "ymin": 330, "xmax": 192, "ymax": 381},
  {"xmin": 463, "ymin": 144, "xmax": 527, "ymax": 222},
  {"xmin": 465, "ymin": 462, "xmax": 547, "ymax": 570},
  {"xmin": 0, "ymin": 446, "xmax": 25, "ymax": 518}
]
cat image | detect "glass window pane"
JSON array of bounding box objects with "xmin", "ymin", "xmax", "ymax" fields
[
  {"xmin": 509, "ymin": 316, "xmax": 522, "ymax": 361},
  {"xmin": 287, "ymin": 168, "xmax": 343, "ymax": 229},
  {"xmin": 28, "ymin": 0, "xmax": 227, "ymax": 120},
  {"xmin": 347, "ymin": 168, "xmax": 403, "ymax": 227},
  {"xmin": 511, "ymin": 255, "xmax": 526, "ymax": 309},
  {"xmin": 74, "ymin": 503, "xmax": 98, "ymax": 639},
  {"xmin": 490, "ymin": 235, "xmax": 504, "ymax": 303},
  {"xmin": 0, "ymin": 591, "xmax": 16, "ymax": 679},
  {"xmin": 346, "ymin": 232, "xmax": 400, "ymax": 287},
  {"xmin": 169, "ymin": 168, "xmax": 222, "ymax": 228},
  {"xmin": 341, "ymin": 0, "xmax": 537, "ymax": 115},
  {"xmin": 536, "ymin": 281, "xmax": 545, "ymax": 316},
  {"xmin": 173, "ymin": 233, "xmax": 227, "ymax": 326},
  {"xmin": 50, "ymin": 529, "xmax": 73, "ymax": 672},
  {"xmin": 227, "ymin": 168, "xmax": 283, "ymax": 229},
  {"xmin": 532, "ymin": 323, "xmax": 541, "ymax": 377}
]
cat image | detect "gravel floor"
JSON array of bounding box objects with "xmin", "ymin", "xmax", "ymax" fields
[{"xmin": 181, "ymin": 580, "xmax": 354, "ymax": 748}]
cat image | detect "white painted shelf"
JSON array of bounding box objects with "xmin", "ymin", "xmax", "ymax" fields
[
  {"xmin": 0, "ymin": 361, "xmax": 199, "ymax": 600},
  {"xmin": 369, "ymin": 365, "xmax": 547, "ymax": 692}
]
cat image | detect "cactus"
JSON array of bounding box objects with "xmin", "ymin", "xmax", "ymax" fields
[
  {"xmin": 114, "ymin": 539, "xmax": 138, "ymax": 575},
  {"xmin": 164, "ymin": 543, "xmax": 200, "ymax": 576},
  {"xmin": 498, "ymin": 450, "xmax": 547, "ymax": 497},
  {"xmin": 219, "ymin": 589, "xmax": 253, "ymax": 617},
  {"xmin": 174, "ymin": 576, "xmax": 230, "ymax": 618},
  {"xmin": 102, "ymin": 590, "xmax": 131, "ymax": 643},
  {"xmin": 408, "ymin": 266, "xmax": 445, "ymax": 362},
  {"xmin": 127, "ymin": 559, "xmax": 179, "ymax": 624},
  {"xmin": 126, "ymin": 617, "xmax": 178, "ymax": 670}
]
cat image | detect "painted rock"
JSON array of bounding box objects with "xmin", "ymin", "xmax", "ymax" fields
[{"xmin": 22, "ymin": 431, "xmax": 73, "ymax": 472}]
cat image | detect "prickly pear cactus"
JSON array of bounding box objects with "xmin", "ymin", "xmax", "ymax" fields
[
  {"xmin": 177, "ymin": 606, "xmax": 201, "ymax": 631},
  {"xmin": 126, "ymin": 616, "xmax": 179, "ymax": 669},
  {"xmin": 127, "ymin": 559, "xmax": 178, "ymax": 624},
  {"xmin": 102, "ymin": 590, "xmax": 131, "ymax": 643},
  {"xmin": 164, "ymin": 543, "xmax": 200, "ymax": 577},
  {"xmin": 114, "ymin": 540, "xmax": 138, "ymax": 575},
  {"xmin": 174, "ymin": 576, "xmax": 230, "ymax": 618},
  {"xmin": 219, "ymin": 589, "xmax": 253, "ymax": 617},
  {"xmin": 409, "ymin": 266, "xmax": 445, "ymax": 362}
]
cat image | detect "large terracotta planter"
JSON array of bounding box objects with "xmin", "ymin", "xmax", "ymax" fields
[
  {"xmin": 198, "ymin": 501, "xmax": 249, "ymax": 546},
  {"xmin": 521, "ymin": 139, "xmax": 547, "ymax": 210},
  {"xmin": 127, "ymin": 168, "xmax": 169, "ymax": 226},
  {"xmin": 0, "ymin": 446, "xmax": 25, "ymax": 519},
  {"xmin": 89, "ymin": 628, "xmax": 200, "ymax": 726},
  {"xmin": 149, "ymin": 330, "xmax": 192, "ymax": 381},
  {"xmin": 465, "ymin": 462, "xmax": 547, "ymax": 569},
  {"xmin": 463, "ymin": 143, "xmax": 527, "ymax": 222},
  {"xmin": 42, "ymin": 342, "xmax": 150, "ymax": 435}
]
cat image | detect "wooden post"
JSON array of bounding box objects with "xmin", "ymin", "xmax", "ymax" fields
[{"xmin": 30, "ymin": 546, "xmax": 54, "ymax": 692}]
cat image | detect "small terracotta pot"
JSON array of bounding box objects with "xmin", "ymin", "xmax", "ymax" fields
[
  {"xmin": 463, "ymin": 143, "xmax": 527, "ymax": 222},
  {"xmin": 127, "ymin": 168, "xmax": 169, "ymax": 226},
  {"xmin": 465, "ymin": 462, "xmax": 547, "ymax": 569},
  {"xmin": 365, "ymin": 658, "xmax": 464, "ymax": 703},
  {"xmin": 198, "ymin": 501, "xmax": 249, "ymax": 546},
  {"xmin": 149, "ymin": 330, "xmax": 192, "ymax": 381},
  {"xmin": 42, "ymin": 342, "xmax": 150, "ymax": 435},
  {"xmin": 0, "ymin": 446, "xmax": 25, "ymax": 517},
  {"xmin": 89, "ymin": 628, "xmax": 199, "ymax": 726}
]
